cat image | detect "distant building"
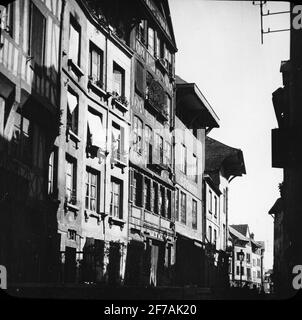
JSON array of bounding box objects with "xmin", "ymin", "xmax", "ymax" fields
[
  {"xmin": 229, "ymin": 224, "xmax": 265, "ymax": 290},
  {"xmin": 203, "ymin": 137, "xmax": 246, "ymax": 288}
]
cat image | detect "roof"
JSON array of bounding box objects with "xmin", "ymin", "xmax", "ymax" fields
[
  {"xmin": 230, "ymin": 224, "xmax": 249, "ymax": 237},
  {"xmin": 228, "ymin": 225, "xmax": 249, "ymax": 242},
  {"xmin": 205, "ymin": 137, "xmax": 246, "ymax": 179},
  {"xmin": 175, "ymin": 75, "xmax": 220, "ymax": 129}
]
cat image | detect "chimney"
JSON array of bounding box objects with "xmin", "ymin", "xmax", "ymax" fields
[{"xmin": 250, "ymin": 233, "xmax": 254, "ymax": 239}]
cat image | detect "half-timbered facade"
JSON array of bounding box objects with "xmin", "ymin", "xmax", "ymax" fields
[{"xmin": 0, "ymin": 0, "xmax": 62, "ymax": 283}]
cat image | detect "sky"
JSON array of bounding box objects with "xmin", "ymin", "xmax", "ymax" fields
[{"xmin": 169, "ymin": 0, "xmax": 290, "ymax": 270}]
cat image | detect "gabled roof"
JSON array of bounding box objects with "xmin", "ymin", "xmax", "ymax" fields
[
  {"xmin": 228, "ymin": 225, "xmax": 249, "ymax": 242},
  {"xmin": 205, "ymin": 137, "xmax": 246, "ymax": 180},
  {"xmin": 230, "ymin": 224, "xmax": 249, "ymax": 237}
]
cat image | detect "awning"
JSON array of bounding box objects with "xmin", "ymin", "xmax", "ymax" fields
[
  {"xmin": 87, "ymin": 111, "xmax": 106, "ymax": 149},
  {"xmin": 0, "ymin": 74, "xmax": 15, "ymax": 99},
  {"xmin": 67, "ymin": 91, "xmax": 78, "ymax": 114}
]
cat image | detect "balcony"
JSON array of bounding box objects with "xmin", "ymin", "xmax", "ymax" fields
[{"xmin": 145, "ymin": 98, "xmax": 169, "ymax": 122}]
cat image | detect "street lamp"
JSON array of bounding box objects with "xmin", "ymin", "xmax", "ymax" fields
[{"xmin": 238, "ymin": 249, "xmax": 245, "ymax": 288}]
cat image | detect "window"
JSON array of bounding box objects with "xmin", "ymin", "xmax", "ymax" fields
[
  {"xmin": 69, "ymin": 15, "xmax": 81, "ymax": 66},
  {"xmin": 164, "ymin": 141, "xmax": 171, "ymax": 166},
  {"xmin": 241, "ymin": 267, "xmax": 245, "ymax": 276},
  {"xmin": 192, "ymin": 199, "xmax": 197, "ymax": 230},
  {"xmin": 156, "ymin": 134, "xmax": 164, "ymax": 165},
  {"xmin": 3, "ymin": 2, "xmax": 14, "ymax": 37},
  {"xmin": 253, "ymin": 271, "xmax": 256, "ymax": 280},
  {"xmin": 68, "ymin": 229, "xmax": 77, "ymax": 241},
  {"xmin": 148, "ymin": 27, "xmax": 155, "ymax": 55},
  {"xmin": 152, "ymin": 182, "xmax": 159, "ymax": 214},
  {"xmin": 159, "ymin": 186, "xmax": 166, "ymax": 217},
  {"xmin": 237, "ymin": 252, "xmax": 244, "ymax": 261},
  {"xmin": 166, "ymin": 94, "xmax": 172, "ymax": 122},
  {"xmin": 29, "ymin": 2, "xmax": 46, "ymax": 67},
  {"xmin": 65, "ymin": 155, "xmax": 77, "ymax": 205},
  {"xmin": 11, "ymin": 112, "xmax": 32, "ymax": 165},
  {"xmin": 247, "ymin": 268, "xmax": 251, "ymax": 279},
  {"xmin": 257, "ymin": 258, "xmax": 261, "ymax": 267},
  {"xmin": 89, "ymin": 42, "xmax": 104, "ymax": 87},
  {"xmin": 166, "ymin": 190, "xmax": 172, "ymax": 219},
  {"xmin": 113, "ymin": 62, "xmax": 125, "ymax": 96},
  {"xmin": 110, "ymin": 178, "xmax": 123, "ymax": 219},
  {"xmin": 214, "ymin": 229, "xmax": 217, "ymax": 245},
  {"xmin": 112, "ymin": 122, "xmax": 124, "ymax": 161},
  {"xmin": 246, "ymin": 253, "xmax": 251, "ymax": 263},
  {"xmin": 257, "ymin": 270, "xmax": 261, "ymax": 279},
  {"xmin": 180, "ymin": 144, "xmax": 187, "ymax": 173},
  {"xmin": 193, "ymin": 154, "xmax": 198, "ymax": 182},
  {"xmin": 85, "ymin": 168, "xmax": 99, "ymax": 212},
  {"xmin": 209, "ymin": 190, "xmax": 212, "ymax": 213},
  {"xmin": 175, "ymin": 188, "xmax": 179, "ymax": 221},
  {"xmin": 236, "ymin": 265, "xmax": 240, "ymax": 276},
  {"xmin": 208, "ymin": 226, "xmax": 212, "ymax": 243},
  {"xmin": 253, "ymin": 259, "xmax": 256, "ymax": 267},
  {"xmin": 145, "ymin": 125, "xmax": 153, "ymax": 165},
  {"xmin": 223, "ymin": 189, "xmax": 226, "ymax": 213},
  {"xmin": 137, "ymin": 19, "xmax": 147, "ymax": 44},
  {"xmin": 180, "ymin": 192, "xmax": 186, "ymax": 224},
  {"xmin": 214, "ymin": 196, "xmax": 218, "ymax": 218},
  {"xmin": 155, "ymin": 33, "xmax": 161, "ymax": 58},
  {"xmin": 223, "ymin": 224, "xmax": 226, "ymax": 249},
  {"xmin": 67, "ymin": 88, "xmax": 78, "ymax": 134},
  {"xmin": 87, "ymin": 109, "xmax": 106, "ymax": 150},
  {"xmin": 133, "ymin": 172, "xmax": 143, "ymax": 207},
  {"xmin": 48, "ymin": 147, "xmax": 58, "ymax": 196},
  {"xmin": 144, "ymin": 178, "xmax": 151, "ymax": 211},
  {"xmin": 133, "ymin": 116, "xmax": 143, "ymax": 154}
]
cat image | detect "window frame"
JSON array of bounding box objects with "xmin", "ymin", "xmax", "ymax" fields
[
  {"xmin": 85, "ymin": 167, "xmax": 100, "ymax": 213},
  {"xmin": 110, "ymin": 177, "xmax": 123, "ymax": 219}
]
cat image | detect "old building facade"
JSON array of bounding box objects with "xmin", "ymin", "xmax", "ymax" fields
[
  {"xmin": 173, "ymin": 76, "xmax": 219, "ymax": 286},
  {"xmin": 0, "ymin": 0, "xmax": 62, "ymax": 282},
  {"xmin": 229, "ymin": 224, "xmax": 265, "ymax": 290},
  {"xmin": 203, "ymin": 137, "xmax": 246, "ymax": 288}
]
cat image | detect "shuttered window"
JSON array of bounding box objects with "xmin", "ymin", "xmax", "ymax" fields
[{"xmin": 29, "ymin": 2, "xmax": 46, "ymax": 66}]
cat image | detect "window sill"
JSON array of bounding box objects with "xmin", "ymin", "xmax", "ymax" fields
[
  {"xmin": 108, "ymin": 216, "xmax": 126, "ymax": 230},
  {"xmin": 67, "ymin": 58, "xmax": 84, "ymax": 78},
  {"xmin": 66, "ymin": 127, "xmax": 81, "ymax": 148},
  {"xmin": 111, "ymin": 156, "xmax": 127, "ymax": 173},
  {"xmin": 84, "ymin": 210, "xmax": 107, "ymax": 224},
  {"xmin": 111, "ymin": 97, "xmax": 128, "ymax": 114},
  {"xmin": 88, "ymin": 79, "xmax": 111, "ymax": 100},
  {"xmin": 65, "ymin": 201, "xmax": 79, "ymax": 213}
]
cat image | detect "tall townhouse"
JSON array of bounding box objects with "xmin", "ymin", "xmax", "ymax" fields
[
  {"xmin": 173, "ymin": 76, "xmax": 219, "ymax": 286},
  {"xmin": 125, "ymin": 0, "xmax": 177, "ymax": 287},
  {"xmin": 203, "ymin": 137, "xmax": 246, "ymax": 288},
  {"xmin": 53, "ymin": 0, "xmax": 132, "ymax": 284},
  {"xmin": 0, "ymin": 0, "xmax": 62, "ymax": 283},
  {"xmin": 229, "ymin": 224, "xmax": 265, "ymax": 290}
]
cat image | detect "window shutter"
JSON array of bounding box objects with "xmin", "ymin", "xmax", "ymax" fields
[
  {"xmin": 30, "ymin": 3, "xmax": 45, "ymax": 66},
  {"xmin": 135, "ymin": 60, "xmax": 146, "ymax": 97}
]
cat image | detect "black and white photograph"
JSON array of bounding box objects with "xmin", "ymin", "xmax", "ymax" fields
[{"xmin": 0, "ymin": 0, "xmax": 301, "ymax": 307}]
